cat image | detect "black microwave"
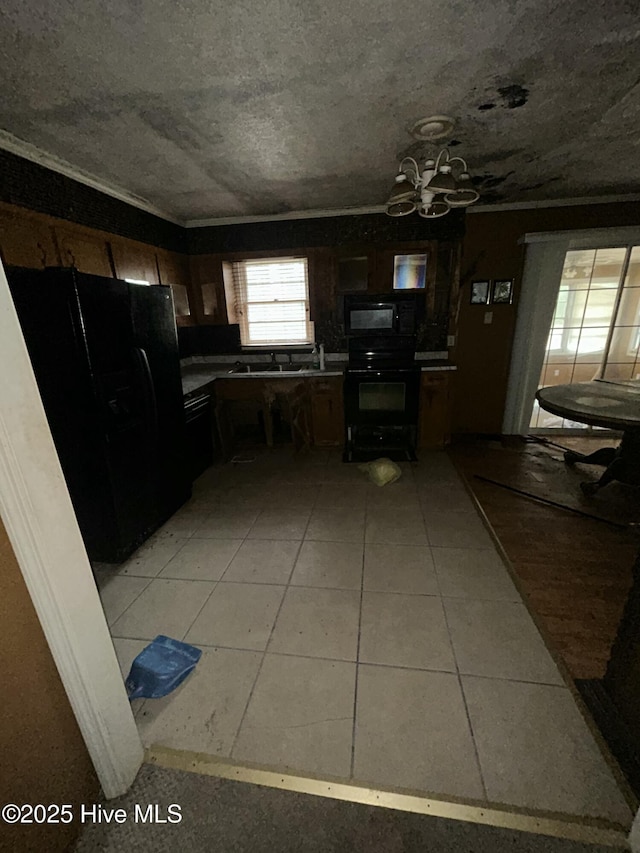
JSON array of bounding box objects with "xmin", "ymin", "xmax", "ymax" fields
[{"xmin": 344, "ymin": 292, "xmax": 423, "ymax": 336}]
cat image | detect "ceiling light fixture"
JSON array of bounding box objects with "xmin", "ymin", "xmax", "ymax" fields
[
  {"xmin": 385, "ymin": 148, "xmax": 479, "ymax": 219},
  {"xmin": 410, "ymin": 115, "xmax": 456, "ymax": 141},
  {"xmin": 385, "ymin": 115, "xmax": 479, "ymax": 218}
]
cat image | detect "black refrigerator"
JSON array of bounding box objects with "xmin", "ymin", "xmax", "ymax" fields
[{"xmin": 7, "ymin": 266, "xmax": 192, "ymax": 563}]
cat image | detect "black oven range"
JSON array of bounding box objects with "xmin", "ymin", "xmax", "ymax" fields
[{"xmin": 343, "ymin": 334, "xmax": 420, "ymax": 462}]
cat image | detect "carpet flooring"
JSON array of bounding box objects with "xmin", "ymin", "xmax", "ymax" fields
[{"xmin": 73, "ymin": 763, "xmax": 626, "ymax": 852}]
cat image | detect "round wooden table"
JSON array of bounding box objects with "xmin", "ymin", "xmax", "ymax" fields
[{"xmin": 535, "ymin": 380, "xmax": 640, "ymax": 494}]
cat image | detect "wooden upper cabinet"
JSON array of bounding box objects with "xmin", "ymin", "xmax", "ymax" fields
[
  {"xmin": 189, "ymin": 254, "xmax": 227, "ymax": 324},
  {"xmin": 0, "ymin": 209, "xmax": 60, "ymax": 269},
  {"xmin": 156, "ymin": 249, "xmax": 192, "ymax": 319},
  {"xmin": 156, "ymin": 250, "xmax": 189, "ymax": 288},
  {"xmin": 111, "ymin": 239, "xmax": 160, "ymax": 284},
  {"xmin": 54, "ymin": 226, "xmax": 113, "ymax": 278},
  {"xmin": 335, "ymin": 247, "xmax": 373, "ymax": 293}
]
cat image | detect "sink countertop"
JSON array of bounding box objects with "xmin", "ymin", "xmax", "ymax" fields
[
  {"xmin": 181, "ymin": 363, "xmax": 344, "ymax": 395},
  {"xmin": 181, "ymin": 357, "xmax": 456, "ymax": 395}
]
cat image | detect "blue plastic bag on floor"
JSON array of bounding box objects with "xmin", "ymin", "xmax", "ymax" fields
[{"xmin": 125, "ymin": 635, "xmax": 202, "ymax": 701}]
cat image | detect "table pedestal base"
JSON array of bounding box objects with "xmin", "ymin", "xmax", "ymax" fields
[{"xmin": 564, "ymin": 430, "xmax": 640, "ymax": 494}]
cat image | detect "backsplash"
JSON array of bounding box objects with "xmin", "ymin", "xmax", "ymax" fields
[{"xmin": 178, "ymin": 324, "xmax": 242, "ymax": 357}]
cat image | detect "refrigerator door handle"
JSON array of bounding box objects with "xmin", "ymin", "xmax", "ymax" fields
[{"xmin": 134, "ymin": 347, "xmax": 159, "ymax": 441}]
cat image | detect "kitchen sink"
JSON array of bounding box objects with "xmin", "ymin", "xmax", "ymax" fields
[{"xmin": 227, "ymin": 364, "xmax": 274, "ymax": 373}]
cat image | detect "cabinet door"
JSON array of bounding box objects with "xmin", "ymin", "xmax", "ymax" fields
[
  {"xmin": 310, "ymin": 377, "xmax": 344, "ymax": 447},
  {"xmin": 418, "ymin": 372, "xmax": 452, "ymax": 449},
  {"xmin": 55, "ymin": 227, "xmax": 113, "ymax": 277},
  {"xmin": 157, "ymin": 250, "xmax": 192, "ymax": 319},
  {"xmin": 0, "ymin": 210, "xmax": 60, "ymax": 269},
  {"xmin": 111, "ymin": 240, "xmax": 160, "ymax": 284},
  {"xmin": 190, "ymin": 255, "xmax": 226, "ymax": 324}
]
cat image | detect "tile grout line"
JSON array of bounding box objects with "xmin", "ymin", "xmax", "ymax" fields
[
  {"xmin": 434, "ymin": 556, "xmax": 490, "ymax": 802},
  {"xmin": 350, "ymin": 498, "xmax": 367, "ymax": 779},
  {"xmin": 228, "ymin": 465, "xmax": 320, "ymax": 758},
  {"xmin": 107, "ymin": 632, "xmax": 574, "ymax": 691},
  {"xmin": 103, "ymin": 575, "xmax": 155, "ymax": 629},
  {"xmin": 103, "ymin": 536, "xmax": 193, "ymax": 629},
  {"xmin": 194, "ymin": 464, "xmax": 281, "ymax": 758},
  {"xmin": 176, "ymin": 495, "xmax": 261, "ymax": 642},
  {"xmin": 421, "ymin": 467, "xmax": 493, "ymax": 800}
]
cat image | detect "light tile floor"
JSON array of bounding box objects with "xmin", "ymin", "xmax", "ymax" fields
[{"xmin": 95, "ymin": 449, "xmax": 632, "ymax": 826}]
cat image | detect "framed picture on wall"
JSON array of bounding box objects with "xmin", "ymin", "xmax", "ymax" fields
[
  {"xmin": 393, "ymin": 253, "xmax": 428, "ymax": 289},
  {"xmin": 470, "ymin": 280, "xmax": 490, "ymax": 304},
  {"xmin": 492, "ymin": 279, "xmax": 514, "ymax": 304}
]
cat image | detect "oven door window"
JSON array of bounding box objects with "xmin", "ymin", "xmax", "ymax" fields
[
  {"xmin": 359, "ymin": 382, "xmax": 406, "ymax": 411},
  {"xmin": 350, "ymin": 307, "xmax": 395, "ymax": 331}
]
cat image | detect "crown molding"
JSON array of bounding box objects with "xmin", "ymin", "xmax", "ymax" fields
[
  {"xmin": 184, "ymin": 205, "xmax": 386, "ymax": 228},
  {"xmin": 467, "ymin": 194, "xmax": 640, "ymax": 213},
  {"xmin": 0, "ymin": 129, "xmax": 183, "ymax": 225},
  {"xmin": 185, "ymin": 194, "xmax": 640, "ymax": 228}
]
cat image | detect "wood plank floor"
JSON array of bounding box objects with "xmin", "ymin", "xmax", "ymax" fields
[{"xmin": 449, "ymin": 436, "xmax": 640, "ymax": 680}]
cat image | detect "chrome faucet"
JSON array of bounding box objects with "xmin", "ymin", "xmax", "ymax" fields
[{"xmin": 270, "ymin": 351, "xmax": 277, "ymax": 365}]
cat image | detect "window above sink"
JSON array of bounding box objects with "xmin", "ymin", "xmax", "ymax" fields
[{"xmin": 223, "ymin": 257, "xmax": 314, "ymax": 347}]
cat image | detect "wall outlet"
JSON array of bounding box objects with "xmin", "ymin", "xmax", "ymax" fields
[
  {"xmin": 447, "ymin": 335, "xmax": 456, "ymax": 347},
  {"xmin": 484, "ymin": 311, "xmax": 493, "ymax": 324}
]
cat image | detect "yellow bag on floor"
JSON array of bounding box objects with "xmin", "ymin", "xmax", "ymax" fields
[{"xmin": 358, "ymin": 457, "xmax": 402, "ymax": 487}]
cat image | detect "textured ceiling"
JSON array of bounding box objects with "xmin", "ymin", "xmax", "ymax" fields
[{"xmin": 1, "ymin": 0, "xmax": 639, "ymax": 222}]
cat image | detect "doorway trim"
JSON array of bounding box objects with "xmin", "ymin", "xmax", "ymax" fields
[
  {"xmin": 503, "ymin": 226, "xmax": 640, "ymax": 435},
  {"xmin": 0, "ymin": 262, "xmax": 143, "ymax": 798}
]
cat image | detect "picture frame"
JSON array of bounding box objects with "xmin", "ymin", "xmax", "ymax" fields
[
  {"xmin": 393, "ymin": 253, "xmax": 428, "ymax": 290},
  {"xmin": 470, "ymin": 280, "xmax": 490, "ymax": 305},
  {"xmin": 492, "ymin": 279, "xmax": 514, "ymax": 304}
]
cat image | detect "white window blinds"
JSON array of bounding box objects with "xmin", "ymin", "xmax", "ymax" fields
[{"xmin": 228, "ymin": 257, "xmax": 313, "ymax": 346}]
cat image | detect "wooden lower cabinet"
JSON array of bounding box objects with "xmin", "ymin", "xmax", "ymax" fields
[
  {"xmin": 418, "ymin": 371, "xmax": 453, "ymax": 449},
  {"xmin": 309, "ymin": 376, "xmax": 344, "ymax": 447},
  {"xmin": 214, "ymin": 375, "xmax": 345, "ymax": 449}
]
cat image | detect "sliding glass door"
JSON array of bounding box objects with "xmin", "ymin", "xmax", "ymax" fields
[{"xmin": 530, "ymin": 245, "xmax": 640, "ymax": 430}]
